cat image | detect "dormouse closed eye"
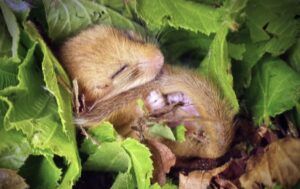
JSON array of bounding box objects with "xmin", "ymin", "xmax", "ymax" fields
[{"xmin": 111, "ymin": 64, "xmax": 128, "ymax": 79}]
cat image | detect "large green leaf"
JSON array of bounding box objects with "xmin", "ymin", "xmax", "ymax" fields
[
  {"xmin": 80, "ymin": 122, "xmax": 117, "ymax": 155},
  {"xmin": 81, "ymin": 127, "xmax": 153, "ymax": 189},
  {"xmin": 84, "ymin": 142, "xmax": 131, "ymax": 173},
  {"xmin": 294, "ymin": 104, "xmax": 300, "ymax": 129},
  {"xmin": 122, "ymin": 138, "xmax": 153, "ymax": 189},
  {"xmin": 0, "ymin": 1, "xmax": 20, "ymax": 62},
  {"xmin": 0, "ymin": 129, "xmax": 31, "ymax": 170},
  {"xmin": 289, "ymin": 39, "xmax": 300, "ymax": 73},
  {"xmin": 0, "ymin": 28, "xmax": 80, "ymax": 188},
  {"xmin": 98, "ymin": 0, "xmax": 137, "ymax": 20},
  {"xmin": 232, "ymin": 39, "xmax": 267, "ymax": 91},
  {"xmin": 24, "ymin": 23, "xmax": 81, "ymax": 189},
  {"xmin": 136, "ymin": 0, "xmax": 221, "ymax": 35},
  {"xmin": 232, "ymin": 0, "xmax": 299, "ymax": 90},
  {"xmin": 160, "ymin": 28, "xmax": 212, "ymax": 64},
  {"xmin": 199, "ymin": 27, "xmax": 239, "ymax": 113},
  {"xmin": 24, "ymin": 22, "xmax": 72, "ymax": 135},
  {"xmin": 228, "ymin": 43, "xmax": 245, "ymax": 61},
  {"xmin": 246, "ymin": 59, "xmax": 300, "ymax": 125},
  {"xmin": 111, "ymin": 172, "xmax": 135, "ymax": 189},
  {"xmin": 245, "ymin": 0, "xmax": 299, "ymax": 55},
  {"xmin": 81, "ymin": 135, "xmax": 136, "ymax": 188},
  {"xmin": 160, "ymin": 28, "xmax": 245, "ymax": 66},
  {"xmin": 42, "ymin": 0, "xmax": 143, "ymax": 40},
  {"xmin": 0, "ymin": 57, "xmax": 18, "ymax": 92},
  {"xmin": 265, "ymin": 16, "xmax": 299, "ymax": 56},
  {"xmin": 19, "ymin": 156, "xmax": 61, "ymax": 189},
  {"xmin": 0, "ymin": 97, "xmax": 31, "ymax": 170},
  {"xmin": 0, "ymin": 12, "xmax": 12, "ymax": 57}
]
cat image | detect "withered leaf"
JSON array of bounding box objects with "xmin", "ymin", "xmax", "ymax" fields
[
  {"xmin": 239, "ymin": 137, "xmax": 300, "ymax": 189},
  {"xmin": 179, "ymin": 162, "xmax": 230, "ymax": 189},
  {"xmin": 0, "ymin": 168, "xmax": 28, "ymax": 189},
  {"xmin": 146, "ymin": 139, "xmax": 176, "ymax": 185},
  {"xmin": 212, "ymin": 177, "xmax": 238, "ymax": 189}
]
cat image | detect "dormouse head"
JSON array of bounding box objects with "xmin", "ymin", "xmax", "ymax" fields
[{"xmin": 60, "ymin": 25, "xmax": 164, "ymax": 102}]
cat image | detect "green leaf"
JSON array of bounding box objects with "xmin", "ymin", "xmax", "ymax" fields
[
  {"xmin": 0, "ymin": 13, "xmax": 12, "ymax": 57},
  {"xmin": 228, "ymin": 42, "xmax": 245, "ymax": 61},
  {"xmin": 149, "ymin": 124, "xmax": 176, "ymax": 141},
  {"xmin": 83, "ymin": 138, "xmax": 153, "ymax": 189},
  {"xmin": 293, "ymin": 104, "xmax": 300, "ymax": 129},
  {"xmin": 289, "ymin": 39, "xmax": 300, "ymax": 73},
  {"xmin": 0, "ymin": 58, "xmax": 18, "ymax": 92},
  {"xmin": 161, "ymin": 28, "xmax": 245, "ymax": 65},
  {"xmin": 24, "ymin": 22, "xmax": 73, "ymax": 134},
  {"xmin": 174, "ymin": 124, "xmax": 186, "ymax": 143},
  {"xmin": 265, "ymin": 16, "xmax": 299, "ymax": 56},
  {"xmin": 199, "ymin": 27, "xmax": 239, "ymax": 113},
  {"xmin": 111, "ymin": 172, "xmax": 136, "ymax": 189},
  {"xmin": 2, "ymin": 44, "xmax": 46, "ymax": 134},
  {"xmin": 0, "ymin": 97, "xmax": 31, "ymax": 170},
  {"xmin": 150, "ymin": 181, "xmax": 178, "ymax": 189},
  {"xmin": 99, "ymin": 0, "xmax": 137, "ymax": 20},
  {"xmin": 150, "ymin": 183, "xmax": 161, "ymax": 189},
  {"xmin": 42, "ymin": 0, "xmax": 143, "ymax": 40},
  {"xmin": 42, "ymin": 0, "xmax": 101, "ymax": 40},
  {"xmin": 80, "ymin": 122, "xmax": 117, "ymax": 154},
  {"xmin": 0, "ymin": 129, "xmax": 31, "ymax": 170},
  {"xmin": 0, "ymin": 1, "xmax": 20, "ymax": 62},
  {"xmin": 19, "ymin": 156, "xmax": 61, "ymax": 189},
  {"xmin": 222, "ymin": 0, "xmax": 248, "ymax": 18},
  {"xmin": 136, "ymin": 0, "xmax": 221, "ymax": 35},
  {"xmin": 160, "ymin": 28, "xmax": 212, "ymax": 63},
  {"xmin": 0, "ymin": 42, "xmax": 79, "ymax": 188},
  {"xmin": 88, "ymin": 122, "xmax": 116, "ymax": 142},
  {"xmin": 232, "ymin": 40, "xmax": 267, "ymax": 92},
  {"xmin": 246, "ymin": 59, "xmax": 300, "ymax": 125},
  {"xmin": 122, "ymin": 138, "xmax": 153, "ymax": 189},
  {"xmin": 84, "ymin": 142, "xmax": 131, "ymax": 173},
  {"xmin": 23, "ymin": 23, "xmax": 81, "ymax": 189},
  {"xmin": 0, "ymin": 26, "xmax": 80, "ymax": 188},
  {"xmin": 0, "ymin": 102, "xmax": 31, "ymax": 170},
  {"xmin": 162, "ymin": 182, "xmax": 178, "ymax": 189},
  {"xmin": 245, "ymin": 0, "xmax": 299, "ymax": 55}
]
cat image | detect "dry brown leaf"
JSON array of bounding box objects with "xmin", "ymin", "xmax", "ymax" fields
[
  {"xmin": 212, "ymin": 177, "xmax": 238, "ymax": 189},
  {"xmin": 239, "ymin": 137, "xmax": 300, "ymax": 189},
  {"xmin": 146, "ymin": 139, "xmax": 176, "ymax": 185},
  {"xmin": 0, "ymin": 168, "xmax": 28, "ymax": 189},
  {"xmin": 179, "ymin": 162, "xmax": 230, "ymax": 189},
  {"xmin": 175, "ymin": 158, "xmax": 220, "ymax": 171}
]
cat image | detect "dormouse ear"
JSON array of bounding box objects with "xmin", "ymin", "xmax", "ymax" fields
[{"xmin": 123, "ymin": 30, "xmax": 145, "ymax": 43}]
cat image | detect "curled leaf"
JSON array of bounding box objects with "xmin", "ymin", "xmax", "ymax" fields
[
  {"xmin": 179, "ymin": 162, "xmax": 229, "ymax": 189},
  {"xmin": 239, "ymin": 137, "xmax": 300, "ymax": 188},
  {"xmin": 146, "ymin": 139, "xmax": 176, "ymax": 185}
]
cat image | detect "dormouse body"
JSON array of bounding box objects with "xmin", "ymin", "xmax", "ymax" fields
[
  {"xmin": 76, "ymin": 65, "xmax": 236, "ymax": 159},
  {"xmin": 59, "ymin": 25, "xmax": 236, "ymax": 159},
  {"xmin": 60, "ymin": 25, "xmax": 164, "ymax": 103}
]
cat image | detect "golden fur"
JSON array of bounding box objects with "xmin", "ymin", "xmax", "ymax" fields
[
  {"xmin": 60, "ymin": 25, "xmax": 163, "ymax": 103},
  {"xmin": 77, "ymin": 65, "xmax": 236, "ymax": 158}
]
